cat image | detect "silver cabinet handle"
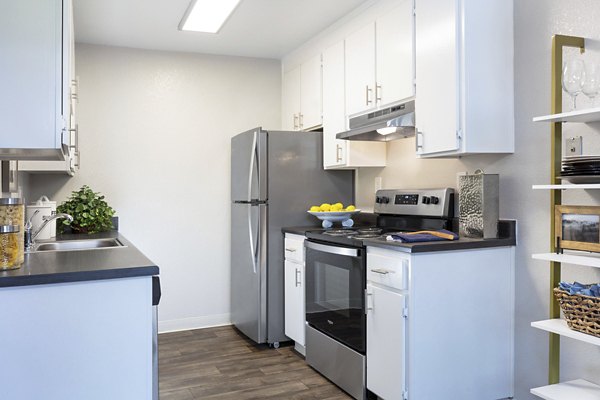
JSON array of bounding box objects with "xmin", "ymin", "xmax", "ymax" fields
[
  {"xmin": 68, "ymin": 124, "xmax": 80, "ymax": 169},
  {"xmin": 70, "ymin": 78, "xmax": 79, "ymax": 103},
  {"xmin": 293, "ymin": 114, "xmax": 299, "ymax": 130},
  {"xmin": 336, "ymin": 144, "xmax": 343, "ymax": 163},
  {"xmin": 376, "ymin": 83, "xmax": 382, "ymax": 103},
  {"xmin": 365, "ymin": 289, "xmax": 373, "ymax": 314},
  {"xmin": 365, "ymin": 85, "xmax": 373, "ymax": 106},
  {"xmin": 285, "ymin": 248, "xmax": 296, "ymax": 252},
  {"xmin": 370, "ymin": 268, "xmax": 392, "ymax": 275},
  {"xmin": 295, "ymin": 268, "xmax": 301, "ymax": 287},
  {"xmin": 415, "ymin": 130, "xmax": 424, "ymax": 153}
]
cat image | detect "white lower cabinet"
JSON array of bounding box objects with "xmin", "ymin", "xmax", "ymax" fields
[
  {"xmin": 366, "ymin": 245, "xmax": 515, "ymax": 400},
  {"xmin": 366, "ymin": 283, "xmax": 406, "ymax": 400},
  {"xmin": 284, "ymin": 260, "xmax": 305, "ymax": 347},
  {"xmin": 284, "ymin": 234, "xmax": 305, "ymax": 353}
]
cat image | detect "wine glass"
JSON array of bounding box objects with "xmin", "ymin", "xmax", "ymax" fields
[
  {"xmin": 583, "ymin": 61, "xmax": 600, "ymax": 107},
  {"xmin": 562, "ymin": 59, "xmax": 585, "ymax": 110}
]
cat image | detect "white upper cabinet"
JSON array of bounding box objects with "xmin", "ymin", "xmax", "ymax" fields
[
  {"xmin": 345, "ymin": 23, "xmax": 377, "ymax": 116},
  {"xmin": 0, "ymin": 0, "xmax": 72, "ymax": 160},
  {"xmin": 323, "ymin": 41, "xmax": 386, "ymax": 169},
  {"xmin": 415, "ymin": 0, "xmax": 514, "ymax": 157},
  {"xmin": 376, "ymin": 1, "xmax": 415, "ymax": 106},
  {"xmin": 300, "ymin": 55, "xmax": 323, "ymax": 130},
  {"xmin": 345, "ymin": 1, "xmax": 415, "ymax": 117},
  {"xmin": 282, "ymin": 55, "xmax": 322, "ymax": 131},
  {"xmin": 282, "ymin": 67, "xmax": 301, "ymax": 131},
  {"xmin": 20, "ymin": 0, "xmax": 79, "ymax": 175}
]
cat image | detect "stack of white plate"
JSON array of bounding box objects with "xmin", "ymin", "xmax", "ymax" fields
[{"xmin": 560, "ymin": 155, "xmax": 600, "ymax": 183}]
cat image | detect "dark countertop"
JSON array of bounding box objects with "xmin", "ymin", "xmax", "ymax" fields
[
  {"xmin": 0, "ymin": 231, "xmax": 159, "ymax": 288},
  {"xmin": 363, "ymin": 220, "xmax": 517, "ymax": 253}
]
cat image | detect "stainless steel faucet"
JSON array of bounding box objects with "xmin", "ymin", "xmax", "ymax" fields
[{"xmin": 25, "ymin": 213, "xmax": 74, "ymax": 251}]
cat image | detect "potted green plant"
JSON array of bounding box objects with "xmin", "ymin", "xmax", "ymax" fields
[{"xmin": 56, "ymin": 185, "xmax": 115, "ymax": 234}]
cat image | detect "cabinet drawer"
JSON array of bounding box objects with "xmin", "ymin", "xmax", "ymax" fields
[
  {"xmin": 367, "ymin": 251, "xmax": 408, "ymax": 290},
  {"xmin": 284, "ymin": 235, "xmax": 305, "ymax": 263}
]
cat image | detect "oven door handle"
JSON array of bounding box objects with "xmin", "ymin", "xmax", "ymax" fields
[{"xmin": 305, "ymin": 241, "xmax": 360, "ymax": 257}]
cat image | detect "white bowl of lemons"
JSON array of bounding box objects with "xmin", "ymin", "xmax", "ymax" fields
[{"xmin": 307, "ymin": 203, "xmax": 360, "ymax": 228}]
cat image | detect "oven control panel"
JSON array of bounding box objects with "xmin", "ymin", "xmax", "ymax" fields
[{"xmin": 374, "ymin": 188, "xmax": 454, "ymax": 217}]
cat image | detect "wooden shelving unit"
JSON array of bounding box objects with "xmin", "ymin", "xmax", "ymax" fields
[{"xmin": 530, "ymin": 34, "xmax": 600, "ymax": 396}]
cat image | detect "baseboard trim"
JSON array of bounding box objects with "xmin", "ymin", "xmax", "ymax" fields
[{"xmin": 158, "ymin": 314, "xmax": 231, "ymax": 333}]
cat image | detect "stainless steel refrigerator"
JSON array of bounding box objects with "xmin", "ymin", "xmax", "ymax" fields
[{"xmin": 231, "ymin": 127, "xmax": 354, "ymax": 346}]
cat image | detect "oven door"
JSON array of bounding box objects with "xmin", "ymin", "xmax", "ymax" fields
[{"xmin": 305, "ymin": 240, "xmax": 366, "ymax": 354}]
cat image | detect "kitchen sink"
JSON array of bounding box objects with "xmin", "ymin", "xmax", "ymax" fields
[{"xmin": 31, "ymin": 238, "xmax": 125, "ymax": 252}]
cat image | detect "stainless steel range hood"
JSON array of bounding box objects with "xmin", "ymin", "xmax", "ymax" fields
[{"xmin": 336, "ymin": 100, "xmax": 415, "ymax": 142}]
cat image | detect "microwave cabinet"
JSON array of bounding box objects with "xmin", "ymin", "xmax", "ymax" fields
[
  {"xmin": 322, "ymin": 41, "xmax": 386, "ymax": 170},
  {"xmin": 345, "ymin": 1, "xmax": 415, "ymax": 117}
]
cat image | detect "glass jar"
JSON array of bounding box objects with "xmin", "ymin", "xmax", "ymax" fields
[{"xmin": 0, "ymin": 198, "xmax": 24, "ymax": 270}]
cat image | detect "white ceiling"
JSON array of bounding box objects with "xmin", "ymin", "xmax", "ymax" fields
[{"xmin": 74, "ymin": 0, "xmax": 370, "ymax": 59}]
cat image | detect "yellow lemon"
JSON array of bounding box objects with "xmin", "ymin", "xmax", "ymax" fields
[
  {"xmin": 309, "ymin": 206, "xmax": 320, "ymax": 212},
  {"xmin": 320, "ymin": 203, "xmax": 331, "ymax": 211},
  {"xmin": 346, "ymin": 205, "xmax": 356, "ymax": 211},
  {"xmin": 332, "ymin": 202, "xmax": 343, "ymax": 209}
]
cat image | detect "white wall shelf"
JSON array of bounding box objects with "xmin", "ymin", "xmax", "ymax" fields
[
  {"xmin": 532, "ymin": 184, "xmax": 600, "ymax": 190},
  {"xmin": 532, "ymin": 252, "xmax": 600, "ymax": 269},
  {"xmin": 533, "ymin": 107, "xmax": 600, "ymax": 123},
  {"xmin": 531, "ymin": 379, "xmax": 600, "ymax": 400},
  {"xmin": 531, "ymin": 319, "xmax": 600, "ymax": 347}
]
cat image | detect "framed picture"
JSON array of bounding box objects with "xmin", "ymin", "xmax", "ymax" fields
[{"xmin": 555, "ymin": 205, "xmax": 600, "ymax": 253}]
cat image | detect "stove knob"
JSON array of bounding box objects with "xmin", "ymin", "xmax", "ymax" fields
[
  {"xmin": 431, "ymin": 196, "xmax": 439, "ymax": 205},
  {"xmin": 382, "ymin": 196, "xmax": 390, "ymax": 204},
  {"xmin": 422, "ymin": 196, "xmax": 430, "ymax": 204}
]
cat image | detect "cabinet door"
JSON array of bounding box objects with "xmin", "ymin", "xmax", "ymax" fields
[
  {"xmin": 300, "ymin": 54, "xmax": 322, "ymax": 130},
  {"xmin": 322, "ymin": 41, "xmax": 347, "ymax": 168},
  {"xmin": 19, "ymin": 0, "xmax": 75, "ymax": 175},
  {"xmin": 415, "ymin": 0, "xmax": 460, "ymax": 155},
  {"xmin": 282, "ymin": 66, "xmax": 301, "ymax": 131},
  {"xmin": 0, "ymin": 0, "xmax": 63, "ymax": 151},
  {"xmin": 284, "ymin": 260, "xmax": 305, "ymax": 346},
  {"xmin": 345, "ymin": 23, "xmax": 376, "ymax": 116},
  {"xmin": 366, "ymin": 284, "xmax": 406, "ymax": 399},
  {"xmin": 376, "ymin": 1, "xmax": 415, "ymax": 106}
]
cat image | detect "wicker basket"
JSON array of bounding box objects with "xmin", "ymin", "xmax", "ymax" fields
[{"xmin": 554, "ymin": 287, "xmax": 600, "ymax": 337}]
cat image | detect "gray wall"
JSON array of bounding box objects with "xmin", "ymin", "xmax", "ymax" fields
[
  {"xmin": 29, "ymin": 44, "xmax": 282, "ymax": 332},
  {"xmin": 355, "ymin": 1, "xmax": 600, "ymax": 398}
]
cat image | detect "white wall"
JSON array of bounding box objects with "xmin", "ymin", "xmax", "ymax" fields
[
  {"xmin": 353, "ymin": 1, "xmax": 600, "ymax": 398},
  {"xmin": 29, "ymin": 44, "xmax": 281, "ymax": 333}
]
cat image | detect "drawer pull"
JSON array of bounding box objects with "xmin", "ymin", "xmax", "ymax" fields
[
  {"xmin": 370, "ymin": 268, "xmax": 393, "ymax": 275},
  {"xmin": 285, "ymin": 248, "xmax": 296, "ymax": 252}
]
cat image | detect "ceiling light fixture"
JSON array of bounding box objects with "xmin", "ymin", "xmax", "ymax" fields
[{"xmin": 179, "ymin": 0, "xmax": 242, "ymax": 33}]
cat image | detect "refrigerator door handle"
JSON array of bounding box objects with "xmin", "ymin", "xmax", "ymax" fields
[
  {"xmin": 247, "ymin": 131, "xmax": 258, "ymax": 202},
  {"xmin": 247, "ymin": 204, "xmax": 258, "ymax": 274}
]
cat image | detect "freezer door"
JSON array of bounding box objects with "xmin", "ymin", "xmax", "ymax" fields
[
  {"xmin": 231, "ymin": 128, "xmax": 267, "ymax": 202},
  {"xmin": 230, "ymin": 202, "xmax": 267, "ymax": 343}
]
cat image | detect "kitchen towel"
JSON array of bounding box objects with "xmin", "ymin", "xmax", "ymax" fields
[
  {"xmin": 386, "ymin": 229, "xmax": 458, "ymax": 243},
  {"xmin": 559, "ymin": 281, "xmax": 600, "ymax": 297}
]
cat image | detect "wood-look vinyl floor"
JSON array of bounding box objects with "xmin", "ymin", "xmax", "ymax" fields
[{"xmin": 159, "ymin": 325, "xmax": 352, "ymax": 400}]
